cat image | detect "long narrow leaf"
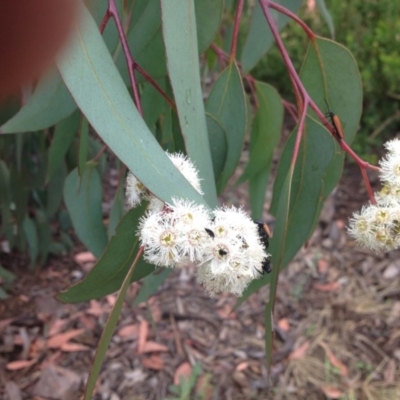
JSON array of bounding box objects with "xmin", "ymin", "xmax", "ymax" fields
[
  {"xmin": 161, "ymin": 0, "xmax": 218, "ymax": 207},
  {"xmin": 57, "ymin": 2, "xmax": 207, "ymax": 208},
  {"xmin": 84, "ymin": 249, "xmax": 142, "ymax": 400},
  {"xmin": 63, "ymin": 166, "xmax": 108, "ymax": 258}
]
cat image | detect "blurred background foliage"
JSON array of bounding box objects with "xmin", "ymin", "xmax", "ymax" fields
[{"xmin": 251, "ymin": 0, "xmax": 400, "ymax": 163}]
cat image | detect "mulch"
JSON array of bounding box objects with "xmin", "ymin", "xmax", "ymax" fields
[{"xmin": 1, "ymin": 163, "xmax": 400, "ymax": 400}]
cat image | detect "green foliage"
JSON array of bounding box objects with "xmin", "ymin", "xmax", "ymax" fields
[{"xmin": 253, "ymin": 0, "xmax": 400, "ymax": 155}]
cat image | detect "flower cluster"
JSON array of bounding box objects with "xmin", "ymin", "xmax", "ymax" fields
[
  {"xmin": 348, "ymin": 138, "xmax": 400, "ymax": 252},
  {"xmin": 126, "ymin": 153, "xmax": 270, "ymax": 296},
  {"xmin": 138, "ymin": 201, "xmax": 268, "ymax": 296}
]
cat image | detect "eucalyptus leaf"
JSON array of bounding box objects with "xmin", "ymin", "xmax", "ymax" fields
[
  {"xmin": 161, "ymin": 0, "xmax": 218, "ymax": 207},
  {"xmin": 63, "ymin": 166, "xmax": 108, "ymax": 258},
  {"xmin": 205, "ymin": 62, "xmax": 247, "ymax": 193},
  {"xmin": 58, "ymin": 204, "xmax": 155, "ymax": 303},
  {"xmin": 0, "ymin": 71, "xmax": 76, "ymax": 134},
  {"xmin": 47, "ymin": 111, "xmax": 80, "ymax": 183},
  {"xmin": 57, "ymin": 2, "xmax": 207, "ymax": 209},
  {"xmin": 241, "ymin": 0, "xmax": 302, "ymax": 73}
]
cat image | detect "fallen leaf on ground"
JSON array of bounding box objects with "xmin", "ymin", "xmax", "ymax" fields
[
  {"xmin": 289, "ymin": 341, "xmax": 310, "ymax": 360},
  {"xmin": 74, "ymin": 251, "xmax": 96, "ymax": 265},
  {"xmin": 278, "ymin": 318, "xmax": 290, "ymax": 332},
  {"xmin": 313, "ymin": 282, "xmax": 340, "ymax": 292},
  {"xmin": 6, "ymin": 359, "xmax": 37, "ymax": 370},
  {"xmin": 86, "ymin": 300, "xmax": 106, "ymax": 316},
  {"xmin": 141, "ymin": 355, "xmax": 164, "ymax": 370},
  {"xmin": 141, "ymin": 341, "xmax": 169, "ymax": 353},
  {"xmin": 319, "ymin": 342, "xmax": 348, "ymax": 377},
  {"xmin": 106, "ymin": 294, "xmax": 117, "ymax": 306},
  {"xmin": 174, "ymin": 362, "xmax": 192, "ymax": 385},
  {"xmin": 138, "ymin": 320, "xmax": 149, "ymax": 354},
  {"xmin": 48, "ymin": 319, "xmax": 68, "ymax": 337},
  {"xmin": 336, "ymin": 220, "xmax": 345, "ymax": 229},
  {"xmin": 118, "ymin": 324, "xmax": 139, "ymax": 338},
  {"xmin": 20, "ymin": 295, "xmax": 29, "ymax": 302},
  {"xmin": 79, "ymin": 314, "xmax": 97, "ymax": 330},
  {"xmin": 235, "ymin": 362, "xmax": 249, "ymax": 372},
  {"xmin": 61, "ymin": 342, "xmax": 90, "ymax": 352},
  {"xmin": 321, "ymin": 385, "xmax": 343, "ymax": 399},
  {"xmin": 47, "ymin": 329, "xmax": 85, "ymax": 349}
]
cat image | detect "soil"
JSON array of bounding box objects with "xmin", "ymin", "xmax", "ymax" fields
[{"xmin": 1, "ymin": 161, "xmax": 400, "ymax": 400}]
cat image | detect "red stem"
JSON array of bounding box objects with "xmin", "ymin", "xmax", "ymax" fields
[
  {"xmin": 291, "ymin": 100, "xmax": 308, "ymax": 169},
  {"xmin": 93, "ymin": 144, "xmax": 108, "ymax": 162},
  {"xmin": 282, "ymin": 100, "xmax": 298, "ymax": 122},
  {"xmin": 268, "ymin": 1, "xmax": 315, "ymax": 40},
  {"xmin": 211, "ymin": 43, "xmax": 230, "ymax": 68},
  {"xmin": 230, "ymin": 0, "xmax": 244, "ymax": 61},
  {"xmin": 99, "ymin": 11, "xmax": 111, "ymax": 34},
  {"xmin": 107, "ymin": 0, "xmax": 143, "ymax": 116},
  {"xmin": 100, "ymin": 1, "xmax": 175, "ymax": 114}
]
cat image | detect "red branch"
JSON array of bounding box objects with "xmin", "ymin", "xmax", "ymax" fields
[
  {"xmin": 230, "ymin": 0, "xmax": 244, "ymax": 61},
  {"xmin": 259, "ymin": 0, "xmax": 379, "ymax": 202},
  {"xmin": 107, "ymin": 0, "xmax": 142, "ymax": 116},
  {"xmin": 99, "ymin": 1, "xmax": 176, "ymax": 114}
]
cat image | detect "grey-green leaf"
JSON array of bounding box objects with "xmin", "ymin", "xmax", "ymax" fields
[
  {"xmin": 57, "ymin": 204, "xmax": 155, "ymax": 303},
  {"xmin": 0, "ymin": 70, "xmax": 76, "ymax": 134},
  {"xmin": 195, "ymin": 0, "xmax": 224, "ymax": 53},
  {"xmin": 47, "ymin": 111, "xmax": 80, "ymax": 183},
  {"xmin": 161, "ymin": 0, "xmax": 218, "ymax": 207},
  {"xmin": 206, "ymin": 113, "xmax": 227, "ymax": 183},
  {"xmin": 241, "ymin": 0, "xmax": 302, "ymax": 73},
  {"xmin": 63, "ymin": 166, "xmax": 108, "ymax": 258},
  {"xmin": 57, "ymin": 2, "xmax": 207, "ymax": 208},
  {"xmin": 205, "ymin": 62, "xmax": 247, "ymax": 193},
  {"xmin": 23, "ymin": 216, "xmax": 39, "ymax": 268}
]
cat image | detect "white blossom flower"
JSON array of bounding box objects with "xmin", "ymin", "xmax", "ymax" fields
[
  {"xmin": 137, "ymin": 199, "xmax": 272, "ymax": 296},
  {"xmin": 167, "ymin": 152, "xmax": 203, "ymax": 195},
  {"xmin": 195, "ymin": 206, "xmax": 269, "ymax": 296},
  {"xmin": 126, "ymin": 172, "xmax": 146, "ymax": 207},
  {"xmin": 138, "ymin": 211, "xmax": 183, "ymax": 267},
  {"xmin": 137, "ymin": 199, "xmax": 214, "ymax": 267},
  {"xmin": 196, "ymin": 261, "xmax": 254, "ymax": 297},
  {"xmin": 348, "ymin": 138, "xmax": 400, "ymax": 253},
  {"xmin": 375, "ymin": 185, "xmax": 400, "ymax": 207},
  {"xmin": 348, "ymin": 203, "xmax": 400, "ymax": 252},
  {"xmin": 169, "ymin": 198, "xmax": 213, "ymax": 263},
  {"xmin": 379, "ymin": 153, "xmax": 400, "ymax": 187},
  {"xmin": 384, "ymin": 138, "xmax": 400, "ymax": 155}
]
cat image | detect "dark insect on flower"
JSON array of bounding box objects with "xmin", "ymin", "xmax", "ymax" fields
[
  {"xmin": 254, "ymin": 220, "xmax": 272, "ymax": 275},
  {"xmin": 218, "ymin": 248, "xmax": 228, "ymax": 257},
  {"xmin": 205, "ymin": 228, "xmax": 215, "ymax": 238}
]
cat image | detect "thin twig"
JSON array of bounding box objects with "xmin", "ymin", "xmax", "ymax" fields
[
  {"xmin": 230, "ymin": 0, "xmax": 245, "ymax": 61},
  {"xmin": 107, "ymin": 0, "xmax": 143, "ymax": 116}
]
